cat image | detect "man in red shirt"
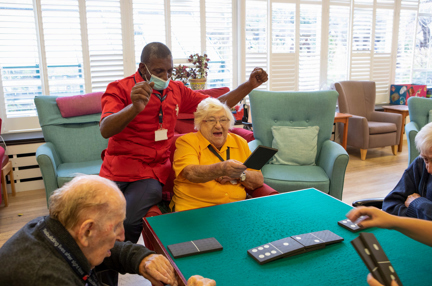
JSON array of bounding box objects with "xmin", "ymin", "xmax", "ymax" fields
[{"xmin": 100, "ymin": 42, "xmax": 268, "ymax": 244}]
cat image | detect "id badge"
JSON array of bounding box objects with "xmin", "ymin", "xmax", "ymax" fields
[{"xmin": 155, "ymin": 128, "xmax": 168, "ymax": 141}]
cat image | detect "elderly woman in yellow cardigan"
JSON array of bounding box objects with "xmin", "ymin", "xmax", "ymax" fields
[{"xmin": 170, "ymin": 97, "xmax": 264, "ymax": 212}]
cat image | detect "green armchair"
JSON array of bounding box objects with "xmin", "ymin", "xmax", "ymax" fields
[
  {"xmin": 406, "ymin": 96, "xmax": 432, "ymax": 165},
  {"xmin": 34, "ymin": 95, "xmax": 108, "ymax": 205},
  {"xmin": 248, "ymin": 90, "xmax": 349, "ymax": 200}
]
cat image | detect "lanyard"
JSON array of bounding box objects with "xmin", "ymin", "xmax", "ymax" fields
[
  {"xmin": 208, "ymin": 145, "xmax": 230, "ymax": 162},
  {"xmin": 154, "ymin": 92, "xmax": 167, "ymax": 126},
  {"xmin": 42, "ymin": 226, "xmax": 99, "ymax": 286}
]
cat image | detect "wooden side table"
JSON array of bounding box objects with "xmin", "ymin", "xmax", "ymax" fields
[
  {"xmin": 334, "ymin": 112, "xmax": 353, "ymax": 150},
  {"xmin": 382, "ymin": 105, "xmax": 409, "ymax": 152}
]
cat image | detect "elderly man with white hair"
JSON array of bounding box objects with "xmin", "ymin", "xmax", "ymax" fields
[
  {"xmin": 383, "ymin": 122, "xmax": 432, "ymax": 220},
  {"xmin": 0, "ymin": 175, "xmax": 215, "ymax": 286},
  {"xmin": 170, "ymin": 97, "xmax": 264, "ymax": 212}
]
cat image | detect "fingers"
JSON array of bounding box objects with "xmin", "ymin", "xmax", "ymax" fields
[
  {"xmin": 346, "ymin": 207, "xmax": 394, "ymax": 230},
  {"xmin": 187, "ymin": 275, "xmax": 216, "ymax": 286},
  {"xmin": 140, "ymin": 254, "xmax": 177, "ymax": 286},
  {"xmin": 251, "ymin": 67, "xmax": 268, "ymax": 83},
  {"xmin": 367, "ymin": 273, "xmax": 384, "ymax": 286},
  {"xmin": 223, "ymin": 160, "xmax": 247, "ymax": 178}
]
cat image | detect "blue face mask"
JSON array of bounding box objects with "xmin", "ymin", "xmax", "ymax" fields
[{"xmin": 144, "ymin": 64, "xmax": 170, "ymax": 90}]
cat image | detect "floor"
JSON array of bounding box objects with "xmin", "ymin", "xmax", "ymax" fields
[{"xmin": 0, "ymin": 140, "xmax": 409, "ymax": 285}]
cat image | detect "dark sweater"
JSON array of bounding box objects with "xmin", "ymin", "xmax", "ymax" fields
[
  {"xmin": 382, "ymin": 156, "xmax": 432, "ymax": 220},
  {"xmin": 0, "ymin": 216, "xmax": 154, "ymax": 286}
]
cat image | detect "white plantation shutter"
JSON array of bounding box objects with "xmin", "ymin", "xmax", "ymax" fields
[
  {"xmin": 395, "ymin": 9, "xmax": 417, "ymax": 83},
  {"xmin": 0, "ymin": 0, "xmax": 42, "ymax": 132},
  {"xmin": 350, "ymin": 6, "xmax": 373, "ymax": 80},
  {"xmin": 86, "ymin": 0, "xmax": 123, "ymax": 92},
  {"xmin": 41, "ymin": 0, "xmax": 85, "ymax": 96},
  {"xmin": 132, "ymin": 0, "xmax": 166, "ymax": 65},
  {"xmin": 245, "ymin": 0, "xmax": 268, "ymax": 90},
  {"xmin": 170, "ymin": 0, "xmax": 201, "ymax": 59},
  {"xmin": 327, "ymin": 4, "xmax": 350, "ymax": 86},
  {"xmin": 270, "ymin": 2, "xmax": 296, "ymax": 91},
  {"xmin": 206, "ymin": 0, "xmax": 233, "ymax": 89},
  {"xmin": 413, "ymin": 0, "xmax": 432, "ymax": 86},
  {"xmin": 298, "ymin": 4, "xmax": 321, "ymax": 91},
  {"xmin": 373, "ymin": 8, "xmax": 393, "ymax": 102}
]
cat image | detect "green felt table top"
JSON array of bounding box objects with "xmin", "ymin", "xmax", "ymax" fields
[{"xmin": 146, "ymin": 188, "xmax": 432, "ymax": 286}]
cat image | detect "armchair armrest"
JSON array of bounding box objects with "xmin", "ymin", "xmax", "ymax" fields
[
  {"xmin": 36, "ymin": 142, "xmax": 62, "ymax": 206},
  {"xmin": 248, "ymin": 139, "xmax": 263, "ymax": 152},
  {"xmin": 317, "ymin": 140, "xmax": 349, "ymax": 200},
  {"xmin": 352, "ymin": 198, "xmax": 384, "ymax": 209},
  {"xmin": 370, "ymin": 110, "xmax": 402, "ymax": 125},
  {"xmin": 406, "ymin": 121, "xmax": 420, "ymax": 165},
  {"xmin": 247, "ymin": 183, "xmax": 278, "ymax": 198},
  {"xmin": 347, "ymin": 115, "xmax": 369, "ymax": 149}
]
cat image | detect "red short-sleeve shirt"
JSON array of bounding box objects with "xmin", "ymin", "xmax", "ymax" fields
[{"xmin": 99, "ymin": 70, "xmax": 208, "ymax": 183}]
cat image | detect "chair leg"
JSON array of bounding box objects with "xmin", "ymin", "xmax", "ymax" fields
[
  {"xmin": 8, "ymin": 164, "xmax": 16, "ymax": 196},
  {"xmin": 391, "ymin": 145, "xmax": 398, "ymax": 156},
  {"xmin": 1, "ymin": 170, "xmax": 8, "ymax": 207},
  {"xmin": 360, "ymin": 149, "xmax": 367, "ymax": 161}
]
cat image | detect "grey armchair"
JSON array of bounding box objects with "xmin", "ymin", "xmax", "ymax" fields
[{"xmin": 335, "ymin": 81, "xmax": 402, "ymax": 160}]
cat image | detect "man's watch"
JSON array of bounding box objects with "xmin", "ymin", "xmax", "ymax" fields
[{"xmin": 240, "ymin": 171, "xmax": 246, "ymax": 182}]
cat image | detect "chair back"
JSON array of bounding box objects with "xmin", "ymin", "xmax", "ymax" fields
[
  {"xmin": 408, "ymin": 96, "xmax": 432, "ymax": 129},
  {"xmin": 34, "ymin": 95, "xmax": 108, "ymax": 163},
  {"xmin": 249, "ymin": 90, "xmax": 338, "ymax": 161},
  {"xmin": 335, "ymin": 81, "xmax": 376, "ymax": 118}
]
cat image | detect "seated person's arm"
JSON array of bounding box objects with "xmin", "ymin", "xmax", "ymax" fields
[
  {"xmin": 240, "ymin": 170, "xmax": 263, "ymax": 190},
  {"xmin": 382, "ymin": 160, "xmax": 422, "ymax": 217},
  {"xmin": 403, "ymin": 192, "xmax": 432, "ymax": 220},
  {"xmin": 181, "ymin": 159, "xmax": 246, "ymax": 183}
]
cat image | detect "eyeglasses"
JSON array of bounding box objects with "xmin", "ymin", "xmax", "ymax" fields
[{"xmin": 203, "ymin": 117, "xmax": 230, "ymax": 126}]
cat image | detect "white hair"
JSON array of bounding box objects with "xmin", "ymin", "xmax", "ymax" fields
[
  {"xmin": 194, "ymin": 97, "xmax": 235, "ymax": 130},
  {"xmin": 415, "ymin": 122, "xmax": 432, "ymax": 155}
]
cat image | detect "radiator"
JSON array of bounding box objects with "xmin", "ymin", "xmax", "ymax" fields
[{"xmin": 3, "ymin": 143, "xmax": 45, "ymax": 193}]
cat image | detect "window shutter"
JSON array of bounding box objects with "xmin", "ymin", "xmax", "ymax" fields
[
  {"xmin": 270, "ymin": 2, "xmax": 296, "ymax": 91},
  {"xmin": 245, "ymin": 0, "xmax": 268, "ymax": 90},
  {"xmin": 206, "ymin": 0, "xmax": 233, "ymax": 89},
  {"xmin": 40, "ymin": 0, "xmax": 85, "ymax": 96},
  {"xmin": 132, "ymin": 0, "xmax": 166, "ymax": 65},
  {"xmin": 327, "ymin": 5, "xmax": 350, "ymax": 86},
  {"xmin": 86, "ymin": 0, "xmax": 124, "ymax": 92},
  {"xmin": 298, "ymin": 4, "xmax": 322, "ymax": 91},
  {"xmin": 0, "ymin": 0, "xmax": 42, "ymax": 119},
  {"xmin": 395, "ymin": 10, "xmax": 417, "ymax": 83},
  {"xmin": 170, "ymin": 0, "xmax": 201, "ymax": 59}
]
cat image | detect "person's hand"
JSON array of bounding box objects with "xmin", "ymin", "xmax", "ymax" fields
[
  {"xmin": 221, "ymin": 159, "xmax": 247, "ymax": 179},
  {"xmin": 346, "ymin": 206, "xmax": 396, "ymax": 230},
  {"xmin": 216, "ymin": 175, "xmax": 237, "ymax": 184},
  {"xmin": 130, "ymin": 81, "xmax": 155, "ymax": 113},
  {"xmin": 367, "ymin": 273, "xmax": 398, "ymax": 286},
  {"xmin": 138, "ymin": 254, "xmax": 177, "ymax": 286},
  {"xmin": 405, "ymin": 193, "xmax": 421, "ymax": 207},
  {"xmin": 187, "ymin": 275, "xmax": 216, "ymax": 286},
  {"xmin": 248, "ymin": 67, "xmax": 268, "ymax": 89}
]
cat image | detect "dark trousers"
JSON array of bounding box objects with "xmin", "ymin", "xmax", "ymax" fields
[
  {"xmin": 99, "ymin": 178, "xmax": 162, "ymax": 286},
  {"xmin": 115, "ymin": 178, "xmax": 163, "ymax": 243}
]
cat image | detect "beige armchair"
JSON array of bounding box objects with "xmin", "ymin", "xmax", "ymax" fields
[{"xmin": 335, "ymin": 81, "xmax": 402, "ymax": 160}]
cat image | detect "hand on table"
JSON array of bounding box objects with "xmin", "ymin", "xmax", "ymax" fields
[
  {"xmin": 130, "ymin": 81, "xmax": 154, "ymax": 113},
  {"xmin": 346, "ymin": 206, "xmax": 396, "ymax": 230},
  {"xmin": 138, "ymin": 254, "xmax": 177, "ymax": 286},
  {"xmin": 367, "ymin": 273, "xmax": 398, "ymax": 286},
  {"xmin": 405, "ymin": 193, "xmax": 421, "ymax": 208},
  {"xmin": 187, "ymin": 275, "xmax": 216, "ymax": 286}
]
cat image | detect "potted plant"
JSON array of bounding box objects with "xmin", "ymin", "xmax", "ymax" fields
[
  {"xmin": 171, "ymin": 64, "xmax": 190, "ymax": 86},
  {"xmin": 188, "ymin": 53, "xmax": 210, "ymax": 90}
]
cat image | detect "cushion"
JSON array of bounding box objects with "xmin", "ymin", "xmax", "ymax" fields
[
  {"xmin": 56, "ymin": 92, "xmax": 103, "ymax": 118},
  {"xmin": 229, "ymin": 128, "xmax": 254, "ymax": 142},
  {"xmin": 368, "ymin": 121, "xmax": 397, "ymax": 134},
  {"xmin": 198, "ymin": 87, "xmax": 230, "ymax": 98},
  {"xmin": 270, "ymin": 126, "xmax": 319, "ymax": 166}
]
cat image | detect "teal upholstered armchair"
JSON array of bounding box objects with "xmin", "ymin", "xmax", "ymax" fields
[
  {"xmin": 248, "ymin": 90, "xmax": 349, "ymax": 200},
  {"xmin": 34, "ymin": 95, "xmax": 108, "ymax": 205},
  {"xmin": 406, "ymin": 97, "xmax": 432, "ymax": 165}
]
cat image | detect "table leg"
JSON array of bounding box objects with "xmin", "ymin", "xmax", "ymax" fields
[{"xmin": 342, "ymin": 119, "xmax": 349, "ymax": 150}]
